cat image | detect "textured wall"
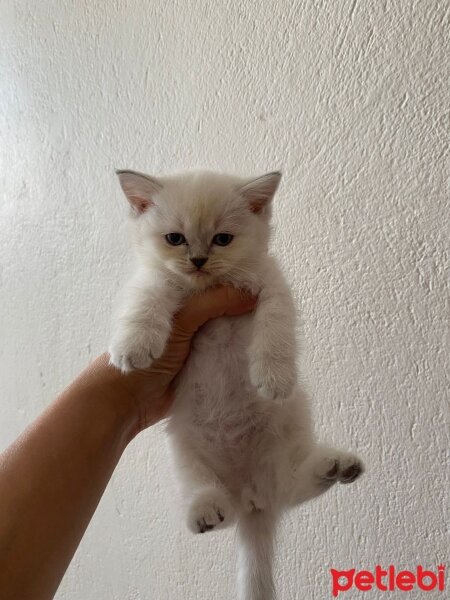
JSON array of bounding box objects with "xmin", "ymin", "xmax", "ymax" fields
[{"xmin": 1, "ymin": 1, "xmax": 448, "ymax": 598}]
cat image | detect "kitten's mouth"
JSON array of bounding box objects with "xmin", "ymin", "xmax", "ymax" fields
[
  {"xmin": 183, "ymin": 269, "xmax": 214, "ymax": 288},
  {"xmin": 186, "ymin": 267, "xmax": 210, "ymax": 276}
]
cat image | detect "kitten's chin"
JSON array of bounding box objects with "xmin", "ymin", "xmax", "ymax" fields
[
  {"xmin": 170, "ymin": 268, "xmax": 217, "ymax": 290},
  {"xmin": 185, "ymin": 272, "xmax": 216, "ymax": 290}
]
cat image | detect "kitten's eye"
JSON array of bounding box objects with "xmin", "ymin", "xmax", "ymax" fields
[
  {"xmin": 165, "ymin": 233, "xmax": 186, "ymax": 246},
  {"xmin": 212, "ymin": 233, "xmax": 234, "ymax": 246}
]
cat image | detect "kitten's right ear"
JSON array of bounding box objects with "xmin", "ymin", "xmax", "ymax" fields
[
  {"xmin": 238, "ymin": 171, "xmax": 282, "ymax": 215},
  {"xmin": 116, "ymin": 169, "xmax": 163, "ymax": 215}
]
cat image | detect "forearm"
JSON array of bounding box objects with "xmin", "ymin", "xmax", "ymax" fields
[
  {"xmin": 0, "ymin": 286, "xmax": 256, "ymax": 600},
  {"xmin": 0, "ymin": 357, "xmax": 135, "ymax": 600}
]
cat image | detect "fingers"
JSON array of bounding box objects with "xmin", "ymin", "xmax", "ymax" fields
[{"xmin": 175, "ymin": 285, "xmax": 257, "ymax": 333}]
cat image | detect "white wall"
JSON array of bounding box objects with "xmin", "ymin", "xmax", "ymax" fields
[{"xmin": 1, "ymin": 1, "xmax": 448, "ymax": 598}]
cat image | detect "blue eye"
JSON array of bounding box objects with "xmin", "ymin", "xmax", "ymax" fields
[
  {"xmin": 212, "ymin": 233, "xmax": 234, "ymax": 246},
  {"xmin": 165, "ymin": 233, "xmax": 186, "ymax": 246}
]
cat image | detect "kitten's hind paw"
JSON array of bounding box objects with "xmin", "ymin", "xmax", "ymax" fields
[
  {"xmin": 187, "ymin": 489, "xmax": 235, "ymax": 534},
  {"xmin": 316, "ymin": 451, "xmax": 364, "ymax": 485}
]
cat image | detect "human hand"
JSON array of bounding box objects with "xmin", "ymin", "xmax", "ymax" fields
[{"xmin": 75, "ymin": 286, "xmax": 256, "ymax": 435}]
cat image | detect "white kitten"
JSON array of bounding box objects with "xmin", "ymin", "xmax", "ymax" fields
[{"xmin": 110, "ymin": 169, "xmax": 363, "ymax": 600}]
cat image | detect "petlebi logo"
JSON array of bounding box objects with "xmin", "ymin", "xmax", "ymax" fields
[{"xmin": 330, "ymin": 565, "xmax": 446, "ymax": 597}]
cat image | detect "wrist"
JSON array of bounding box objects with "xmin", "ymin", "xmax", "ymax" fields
[{"xmin": 65, "ymin": 354, "xmax": 141, "ymax": 445}]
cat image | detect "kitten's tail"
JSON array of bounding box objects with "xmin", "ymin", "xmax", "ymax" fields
[{"xmin": 237, "ymin": 510, "xmax": 276, "ymax": 600}]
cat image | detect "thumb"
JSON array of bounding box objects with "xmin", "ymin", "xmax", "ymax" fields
[{"xmin": 175, "ymin": 285, "xmax": 257, "ymax": 334}]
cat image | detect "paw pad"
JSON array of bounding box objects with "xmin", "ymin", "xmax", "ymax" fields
[
  {"xmin": 188, "ymin": 492, "xmax": 233, "ymax": 534},
  {"xmin": 340, "ymin": 462, "xmax": 362, "ymax": 483},
  {"xmin": 317, "ymin": 453, "xmax": 363, "ymax": 485}
]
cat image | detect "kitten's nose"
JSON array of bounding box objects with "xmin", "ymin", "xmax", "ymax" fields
[{"xmin": 190, "ymin": 257, "xmax": 208, "ymax": 269}]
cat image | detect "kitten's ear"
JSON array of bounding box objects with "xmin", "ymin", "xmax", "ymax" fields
[
  {"xmin": 116, "ymin": 169, "xmax": 163, "ymax": 215},
  {"xmin": 238, "ymin": 171, "xmax": 282, "ymax": 215}
]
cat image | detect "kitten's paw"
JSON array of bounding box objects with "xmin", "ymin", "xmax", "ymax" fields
[
  {"xmin": 187, "ymin": 489, "xmax": 234, "ymax": 534},
  {"xmin": 315, "ymin": 450, "xmax": 364, "ymax": 486},
  {"xmin": 109, "ymin": 326, "xmax": 169, "ymax": 373},
  {"xmin": 249, "ymin": 354, "xmax": 296, "ymax": 401}
]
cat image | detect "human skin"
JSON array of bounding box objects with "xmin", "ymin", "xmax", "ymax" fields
[{"xmin": 0, "ymin": 285, "xmax": 256, "ymax": 600}]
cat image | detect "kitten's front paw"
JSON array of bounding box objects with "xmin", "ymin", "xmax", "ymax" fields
[
  {"xmin": 109, "ymin": 326, "xmax": 169, "ymax": 373},
  {"xmin": 187, "ymin": 489, "xmax": 235, "ymax": 534},
  {"xmin": 249, "ymin": 354, "xmax": 296, "ymax": 401}
]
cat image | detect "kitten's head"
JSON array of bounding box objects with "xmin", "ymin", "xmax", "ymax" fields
[{"xmin": 117, "ymin": 169, "xmax": 281, "ymax": 289}]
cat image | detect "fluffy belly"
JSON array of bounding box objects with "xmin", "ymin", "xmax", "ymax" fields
[
  {"xmin": 172, "ymin": 314, "xmax": 273, "ymax": 466},
  {"xmin": 176, "ymin": 314, "xmax": 253, "ymax": 405}
]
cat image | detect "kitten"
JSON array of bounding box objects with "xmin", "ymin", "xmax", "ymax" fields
[{"xmin": 109, "ymin": 169, "xmax": 363, "ymax": 600}]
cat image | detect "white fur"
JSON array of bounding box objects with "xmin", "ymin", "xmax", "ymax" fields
[{"xmin": 110, "ymin": 169, "xmax": 363, "ymax": 600}]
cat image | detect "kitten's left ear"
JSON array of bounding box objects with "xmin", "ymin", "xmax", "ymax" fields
[
  {"xmin": 116, "ymin": 169, "xmax": 163, "ymax": 215},
  {"xmin": 238, "ymin": 171, "xmax": 282, "ymax": 215}
]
